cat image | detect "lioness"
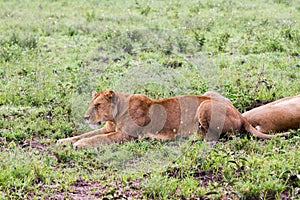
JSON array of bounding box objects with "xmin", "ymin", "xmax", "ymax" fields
[
  {"xmin": 57, "ymin": 90, "xmax": 287, "ymax": 148},
  {"xmin": 242, "ymin": 94, "xmax": 300, "ymax": 133}
]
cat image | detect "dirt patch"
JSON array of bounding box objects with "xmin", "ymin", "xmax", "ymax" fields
[
  {"xmin": 32, "ymin": 177, "xmax": 146, "ymax": 200},
  {"xmin": 192, "ymin": 167, "xmax": 223, "ymax": 187},
  {"xmin": 92, "ymin": 56, "xmax": 109, "ymax": 64},
  {"xmin": 67, "ymin": 178, "xmax": 104, "ymax": 199},
  {"xmin": 164, "ymin": 165, "xmax": 242, "ymax": 199},
  {"xmin": 24, "ymin": 139, "xmax": 48, "ymax": 151},
  {"xmin": 280, "ymin": 190, "xmax": 291, "ymax": 200},
  {"xmin": 163, "ymin": 166, "xmax": 188, "ymax": 179},
  {"xmin": 21, "ymin": 135, "xmax": 51, "ymax": 153},
  {"xmin": 164, "ymin": 165, "xmax": 223, "ymax": 186},
  {"xmin": 163, "ymin": 60, "xmax": 183, "ymax": 69}
]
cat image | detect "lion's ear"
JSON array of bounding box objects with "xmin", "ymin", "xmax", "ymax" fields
[
  {"xmin": 92, "ymin": 91, "xmax": 97, "ymax": 98},
  {"xmin": 105, "ymin": 90, "xmax": 115, "ymax": 100}
]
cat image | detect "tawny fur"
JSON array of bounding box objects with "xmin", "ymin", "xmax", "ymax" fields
[
  {"xmin": 57, "ymin": 90, "xmax": 288, "ymax": 148},
  {"xmin": 242, "ymin": 94, "xmax": 300, "ymax": 133}
]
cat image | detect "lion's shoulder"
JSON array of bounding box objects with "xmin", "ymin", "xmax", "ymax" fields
[{"xmin": 127, "ymin": 94, "xmax": 152, "ymax": 127}]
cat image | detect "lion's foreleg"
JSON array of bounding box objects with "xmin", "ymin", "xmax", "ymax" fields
[
  {"xmin": 73, "ymin": 131, "xmax": 132, "ymax": 148},
  {"xmin": 56, "ymin": 121, "xmax": 115, "ymax": 144}
]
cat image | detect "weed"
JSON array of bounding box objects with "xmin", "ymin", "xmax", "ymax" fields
[
  {"xmin": 135, "ymin": 1, "xmax": 151, "ymax": 16},
  {"xmin": 194, "ymin": 31, "xmax": 206, "ymax": 51},
  {"xmin": 213, "ymin": 33, "xmax": 230, "ymax": 53},
  {"xmin": 86, "ymin": 11, "xmax": 96, "ymax": 23},
  {"xmin": 0, "ymin": 43, "xmax": 22, "ymax": 62}
]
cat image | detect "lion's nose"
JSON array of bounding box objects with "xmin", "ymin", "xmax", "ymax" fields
[{"xmin": 84, "ymin": 115, "xmax": 89, "ymax": 120}]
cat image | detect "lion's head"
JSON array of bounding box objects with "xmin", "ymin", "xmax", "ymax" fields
[{"xmin": 84, "ymin": 90, "xmax": 116, "ymax": 129}]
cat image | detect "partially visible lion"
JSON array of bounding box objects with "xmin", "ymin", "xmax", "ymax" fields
[
  {"xmin": 242, "ymin": 94, "xmax": 300, "ymax": 133},
  {"xmin": 57, "ymin": 90, "xmax": 288, "ymax": 148}
]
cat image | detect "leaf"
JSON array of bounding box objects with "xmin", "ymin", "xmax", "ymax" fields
[
  {"xmin": 205, "ymin": 191, "xmax": 219, "ymax": 195},
  {"xmin": 227, "ymin": 160, "xmax": 239, "ymax": 166}
]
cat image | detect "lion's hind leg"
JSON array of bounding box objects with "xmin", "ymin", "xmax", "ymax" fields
[{"xmin": 197, "ymin": 100, "xmax": 225, "ymax": 141}]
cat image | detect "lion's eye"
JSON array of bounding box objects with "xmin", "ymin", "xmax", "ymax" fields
[{"xmin": 94, "ymin": 103, "xmax": 100, "ymax": 107}]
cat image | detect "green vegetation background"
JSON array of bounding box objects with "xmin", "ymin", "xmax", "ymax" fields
[{"xmin": 0, "ymin": 0, "xmax": 299, "ymax": 199}]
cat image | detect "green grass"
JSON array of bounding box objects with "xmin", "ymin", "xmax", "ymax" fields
[{"xmin": 0, "ymin": 0, "xmax": 300, "ymax": 199}]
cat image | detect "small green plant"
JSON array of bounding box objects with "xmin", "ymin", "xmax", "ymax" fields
[
  {"xmin": 273, "ymin": 0, "xmax": 291, "ymax": 5},
  {"xmin": 194, "ymin": 31, "xmax": 206, "ymax": 51},
  {"xmin": 66, "ymin": 26, "xmax": 78, "ymax": 37},
  {"xmin": 213, "ymin": 33, "xmax": 230, "ymax": 53},
  {"xmin": 86, "ymin": 10, "xmax": 96, "ymax": 22},
  {"xmin": 0, "ymin": 43, "xmax": 22, "ymax": 62},
  {"xmin": 145, "ymin": 175, "xmax": 179, "ymax": 199},
  {"xmin": 135, "ymin": 1, "xmax": 151, "ymax": 16},
  {"xmin": 0, "ymin": 147, "xmax": 52, "ymax": 198}
]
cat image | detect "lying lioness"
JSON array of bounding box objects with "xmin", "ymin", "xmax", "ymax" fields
[
  {"xmin": 242, "ymin": 94, "xmax": 300, "ymax": 133},
  {"xmin": 57, "ymin": 90, "xmax": 287, "ymax": 148}
]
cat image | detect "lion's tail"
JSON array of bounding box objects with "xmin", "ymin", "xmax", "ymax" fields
[{"xmin": 243, "ymin": 120, "xmax": 290, "ymax": 139}]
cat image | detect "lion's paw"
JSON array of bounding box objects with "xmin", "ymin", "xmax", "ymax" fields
[
  {"xmin": 73, "ymin": 140, "xmax": 89, "ymax": 149},
  {"xmin": 56, "ymin": 138, "xmax": 76, "ymax": 144}
]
